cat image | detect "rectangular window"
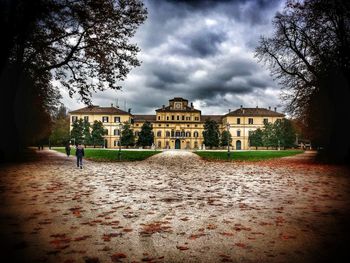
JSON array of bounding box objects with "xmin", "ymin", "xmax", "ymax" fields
[
  {"xmin": 195, "ymin": 117, "xmax": 199, "ymax": 121},
  {"xmin": 237, "ymin": 118, "xmax": 240, "ymax": 124},
  {"xmin": 186, "ymin": 116, "xmax": 190, "ymax": 121},
  {"xmin": 102, "ymin": 116, "xmax": 109, "ymax": 123},
  {"xmin": 177, "ymin": 116, "xmax": 180, "ymax": 120},
  {"xmin": 248, "ymin": 118, "xmax": 253, "ymax": 124},
  {"xmin": 158, "ymin": 116, "xmax": 161, "ymax": 120},
  {"xmin": 114, "ymin": 129, "xmax": 120, "ymax": 136},
  {"xmin": 237, "ymin": 130, "xmax": 241, "ymax": 137},
  {"xmin": 114, "ymin": 116, "xmax": 120, "ymax": 122},
  {"xmin": 84, "ymin": 116, "xmax": 89, "ymax": 122},
  {"xmin": 171, "ymin": 115, "xmax": 174, "ymax": 120},
  {"xmin": 263, "ymin": 118, "xmax": 268, "ymax": 124},
  {"xmin": 167, "ymin": 116, "xmax": 169, "ymax": 120},
  {"xmin": 182, "ymin": 115, "xmax": 185, "ymax": 120},
  {"xmin": 72, "ymin": 116, "xmax": 78, "ymax": 122}
]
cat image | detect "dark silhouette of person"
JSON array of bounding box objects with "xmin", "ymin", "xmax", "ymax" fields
[
  {"xmin": 65, "ymin": 143, "xmax": 71, "ymax": 157},
  {"xmin": 75, "ymin": 144, "xmax": 84, "ymax": 169}
]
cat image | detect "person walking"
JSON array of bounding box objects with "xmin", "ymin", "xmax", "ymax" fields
[
  {"xmin": 65, "ymin": 143, "xmax": 71, "ymax": 157},
  {"xmin": 75, "ymin": 143, "xmax": 84, "ymax": 169}
]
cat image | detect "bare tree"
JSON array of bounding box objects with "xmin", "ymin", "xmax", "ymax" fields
[{"xmin": 256, "ymin": 0, "xmax": 350, "ymax": 162}]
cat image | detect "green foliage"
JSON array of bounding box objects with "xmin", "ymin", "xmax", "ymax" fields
[
  {"xmin": 137, "ymin": 121, "xmax": 154, "ymax": 147},
  {"xmin": 274, "ymin": 119, "xmax": 296, "ymax": 149},
  {"xmin": 249, "ymin": 128, "xmax": 264, "ymax": 149},
  {"xmin": 203, "ymin": 120, "xmax": 220, "ymax": 148},
  {"xmin": 249, "ymin": 120, "xmax": 296, "ymax": 149},
  {"xmin": 220, "ymin": 130, "xmax": 232, "ymax": 147},
  {"xmin": 82, "ymin": 119, "xmax": 92, "ymax": 146},
  {"xmin": 49, "ymin": 117, "xmax": 70, "ymax": 146},
  {"xmin": 70, "ymin": 118, "xmax": 84, "ymax": 145},
  {"xmin": 90, "ymin": 121, "xmax": 105, "ymax": 147},
  {"xmin": 121, "ymin": 123, "xmax": 135, "ymax": 147}
]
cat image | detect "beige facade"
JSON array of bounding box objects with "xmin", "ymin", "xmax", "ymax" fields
[{"xmin": 69, "ymin": 98, "xmax": 284, "ymax": 150}]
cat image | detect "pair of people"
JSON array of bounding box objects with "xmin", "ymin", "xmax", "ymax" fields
[{"xmin": 65, "ymin": 143, "xmax": 84, "ymax": 169}]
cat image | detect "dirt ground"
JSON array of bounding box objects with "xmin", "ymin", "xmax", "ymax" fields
[{"xmin": 0, "ymin": 149, "xmax": 350, "ymax": 263}]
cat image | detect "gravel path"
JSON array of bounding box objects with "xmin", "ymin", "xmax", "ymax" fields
[{"xmin": 0, "ymin": 149, "xmax": 349, "ymax": 263}]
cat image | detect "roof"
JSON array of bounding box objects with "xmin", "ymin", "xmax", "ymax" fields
[
  {"xmin": 201, "ymin": 115, "xmax": 223, "ymax": 123},
  {"xmin": 225, "ymin": 108, "xmax": 285, "ymax": 117},
  {"xmin": 69, "ymin": 106, "xmax": 130, "ymax": 115},
  {"xmin": 155, "ymin": 105, "xmax": 201, "ymax": 113},
  {"xmin": 169, "ymin": 97, "xmax": 188, "ymax": 102},
  {"xmin": 133, "ymin": 115, "xmax": 156, "ymax": 122}
]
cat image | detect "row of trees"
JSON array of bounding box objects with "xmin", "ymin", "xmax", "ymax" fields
[
  {"xmin": 202, "ymin": 119, "xmax": 296, "ymax": 149},
  {"xmin": 249, "ymin": 119, "xmax": 296, "ymax": 149},
  {"xmin": 63, "ymin": 119, "xmax": 154, "ymax": 148}
]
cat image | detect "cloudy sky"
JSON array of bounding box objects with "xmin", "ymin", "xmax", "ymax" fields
[{"xmin": 60, "ymin": 0, "xmax": 286, "ymax": 115}]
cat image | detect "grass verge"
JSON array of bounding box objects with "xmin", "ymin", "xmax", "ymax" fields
[
  {"xmin": 52, "ymin": 148, "xmax": 161, "ymax": 161},
  {"xmin": 195, "ymin": 150, "xmax": 304, "ymax": 161}
]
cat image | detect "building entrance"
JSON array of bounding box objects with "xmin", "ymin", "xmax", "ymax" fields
[
  {"xmin": 236, "ymin": 140, "xmax": 241, "ymax": 150},
  {"xmin": 175, "ymin": 139, "xmax": 181, "ymax": 149}
]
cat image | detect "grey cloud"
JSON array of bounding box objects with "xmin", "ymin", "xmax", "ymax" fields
[{"xmin": 61, "ymin": 0, "xmax": 285, "ymax": 115}]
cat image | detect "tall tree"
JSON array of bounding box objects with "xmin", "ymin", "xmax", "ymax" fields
[
  {"xmin": 0, "ymin": 0, "xmax": 147, "ymax": 161},
  {"xmin": 220, "ymin": 130, "xmax": 232, "ymax": 147},
  {"xmin": 274, "ymin": 119, "xmax": 296, "ymax": 149},
  {"xmin": 255, "ymin": 0, "xmax": 350, "ymax": 162},
  {"xmin": 49, "ymin": 105, "xmax": 70, "ymax": 146},
  {"xmin": 120, "ymin": 123, "xmax": 135, "ymax": 148},
  {"xmin": 90, "ymin": 121, "xmax": 106, "ymax": 148},
  {"xmin": 249, "ymin": 128, "xmax": 264, "ymax": 150},
  {"xmin": 70, "ymin": 119, "xmax": 84, "ymax": 145},
  {"xmin": 137, "ymin": 121, "xmax": 153, "ymax": 147},
  {"xmin": 82, "ymin": 119, "xmax": 92, "ymax": 146},
  {"xmin": 203, "ymin": 120, "xmax": 220, "ymax": 149},
  {"xmin": 262, "ymin": 122, "xmax": 277, "ymax": 149}
]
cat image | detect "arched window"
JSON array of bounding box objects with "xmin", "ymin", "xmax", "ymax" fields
[
  {"xmin": 158, "ymin": 141, "xmax": 161, "ymax": 148},
  {"xmin": 157, "ymin": 131, "xmax": 162, "ymax": 137},
  {"xmin": 181, "ymin": 131, "xmax": 185, "ymax": 137},
  {"xmin": 194, "ymin": 131, "xmax": 199, "ymax": 137},
  {"xmin": 175, "ymin": 131, "xmax": 180, "ymax": 137},
  {"xmin": 166, "ymin": 131, "xmax": 170, "ymax": 137},
  {"xmin": 186, "ymin": 131, "xmax": 191, "ymax": 137}
]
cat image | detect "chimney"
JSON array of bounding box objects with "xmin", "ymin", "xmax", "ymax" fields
[
  {"xmin": 162, "ymin": 105, "xmax": 165, "ymax": 109},
  {"xmin": 256, "ymin": 106, "xmax": 258, "ymax": 108},
  {"xmin": 274, "ymin": 107, "xmax": 277, "ymax": 112},
  {"xmin": 240, "ymin": 105, "xmax": 243, "ymax": 109},
  {"xmin": 228, "ymin": 109, "xmax": 231, "ymax": 112},
  {"xmin": 111, "ymin": 103, "xmax": 113, "ymax": 107},
  {"xmin": 269, "ymin": 106, "xmax": 271, "ymax": 110},
  {"xmin": 128, "ymin": 108, "xmax": 131, "ymax": 114},
  {"xmin": 191, "ymin": 102, "xmax": 193, "ymax": 109}
]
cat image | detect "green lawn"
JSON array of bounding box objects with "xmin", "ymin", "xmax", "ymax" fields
[
  {"xmin": 195, "ymin": 150, "xmax": 304, "ymax": 161},
  {"xmin": 53, "ymin": 148, "xmax": 161, "ymax": 161}
]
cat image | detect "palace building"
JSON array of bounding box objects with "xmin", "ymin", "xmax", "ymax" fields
[{"xmin": 69, "ymin": 97, "xmax": 284, "ymax": 150}]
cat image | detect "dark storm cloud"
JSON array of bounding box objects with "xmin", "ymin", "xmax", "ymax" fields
[{"xmin": 62, "ymin": 0, "xmax": 285, "ymax": 114}]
